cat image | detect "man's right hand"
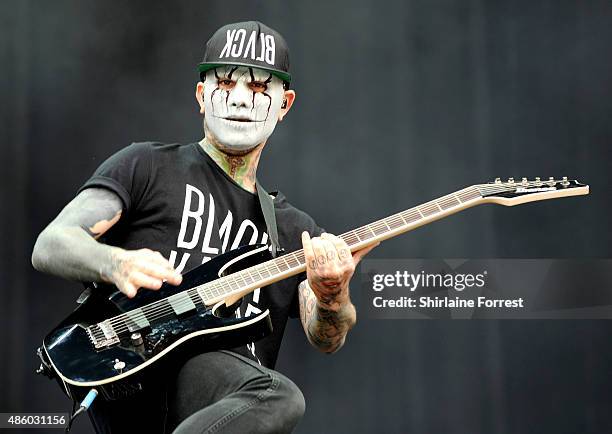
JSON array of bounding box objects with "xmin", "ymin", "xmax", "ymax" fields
[{"xmin": 106, "ymin": 248, "xmax": 183, "ymax": 298}]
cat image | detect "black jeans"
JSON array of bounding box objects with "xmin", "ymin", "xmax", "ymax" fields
[{"xmin": 88, "ymin": 351, "xmax": 305, "ymax": 434}]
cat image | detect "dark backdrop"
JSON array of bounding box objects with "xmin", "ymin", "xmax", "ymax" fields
[{"xmin": 2, "ymin": 1, "xmax": 611, "ymax": 433}]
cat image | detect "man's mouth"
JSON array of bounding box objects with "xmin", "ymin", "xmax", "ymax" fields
[
  {"xmin": 225, "ymin": 116, "xmax": 252, "ymax": 122},
  {"xmin": 216, "ymin": 115, "xmax": 263, "ymax": 123}
]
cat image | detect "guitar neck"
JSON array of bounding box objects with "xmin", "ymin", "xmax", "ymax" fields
[{"xmin": 197, "ymin": 186, "xmax": 483, "ymax": 306}]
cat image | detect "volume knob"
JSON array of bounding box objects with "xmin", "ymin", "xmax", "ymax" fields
[{"xmin": 130, "ymin": 332, "xmax": 143, "ymax": 346}]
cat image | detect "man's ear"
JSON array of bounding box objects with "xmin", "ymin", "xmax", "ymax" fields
[
  {"xmin": 195, "ymin": 82, "xmax": 205, "ymax": 115},
  {"xmin": 278, "ymin": 90, "xmax": 296, "ymax": 122}
]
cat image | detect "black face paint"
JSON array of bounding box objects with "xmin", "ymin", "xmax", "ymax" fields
[
  {"xmin": 227, "ymin": 66, "xmax": 238, "ymax": 79},
  {"xmin": 210, "ymin": 69, "xmax": 221, "ymax": 116},
  {"xmin": 262, "ymin": 74, "xmax": 273, "ymax": 121}
]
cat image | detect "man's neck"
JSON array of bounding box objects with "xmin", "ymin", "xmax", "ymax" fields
[{"xmin": 199, "ymin": 138, "xmax": 263, "ymax": 193}]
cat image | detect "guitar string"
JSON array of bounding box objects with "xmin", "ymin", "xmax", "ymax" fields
[
  {"xmin": 93, "ymin": 181, "xmax": 570, "ymax": 338},
  {"xmin": 92, "ymin": 181, "xmax": 566, "ymax": 338},
  {"xmin": 95, "ymin": 186, "xmax": 483, "ymax": 336},
  {"xmin": 91, "ymin": 181, "xmax": 573, "ymax": 338}
]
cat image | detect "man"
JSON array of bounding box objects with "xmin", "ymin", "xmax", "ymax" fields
[{"xmin": 32, "ymin": 21, "xmax": 376, "ymax": 433}]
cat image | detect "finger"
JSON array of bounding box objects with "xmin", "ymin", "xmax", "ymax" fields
[
  {"xmin": 310, "ymin": 237, "xmax": 332, "ymax": 270},
  {"xmin": 137, "ymin": 261, "xmax": 180, "ymax": 282},
  {"xmin": 141, "ymin": 262, "xmax": 183, "ymax": 285},
  {"xmin": 352, "ymin": 242, "xmax": 379, "ymax": 265},
  {"xmin": 318, "ymin": 235, "xmax": 338, "ymax": 262},
  {"xmin": 145, "ymin": 250, "xmax": 179, "ymax": 271},
  {"xmin": 121, "ymin": 282, "xmax": 138, "ymax": 298},
  {"xmin": 301, "ymin": 231, "xmax": 315, "ymax": 267},
  {"xmin": 130, "ymin": 271, "xmax": 163, "ymax": 291},
  {"xmin": 141, "ymin": 251, "xmax": 183, "ymax": 283},
  {"xmin": 321, "ymin": 233, "xmax": 351, "ymax": 264}
]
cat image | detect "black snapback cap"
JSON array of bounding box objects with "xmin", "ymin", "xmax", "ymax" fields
[{"xmin": 198, "ymin": 21, "xmax": 291, "ymax": 83}]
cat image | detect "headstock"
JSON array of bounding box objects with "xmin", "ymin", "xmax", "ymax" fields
[{"xmin": 477, "ymin": 177, "xmax": 589, "ymax": 206}]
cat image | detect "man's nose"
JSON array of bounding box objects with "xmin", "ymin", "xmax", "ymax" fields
[{"xmin": 227, "ymin": 81, "xmax": 252, "ymax": 109}]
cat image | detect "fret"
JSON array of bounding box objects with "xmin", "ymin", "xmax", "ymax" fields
[
  {"xmin": 258, "ymin": 265, "xmax": 271, "ymax": 278},
  {"xmin": 285, "ymin": 254, "xmax": 299, "ymax": 268},
  {"xmin": 238, "ymin": 272, "xmax": 250, "ymax": 287},
  {"xmin": 419, "ymin": 204, "xmax": 437, "ymax": 217},
  {"xmin": 342, "ymin": 231, "xmax": 360, "ymax": 245},
  {"xmin": 371, "ymin": 222, "xmax": 387, "ymax": 236},
  {"xmin": 243, "ymin": 271, "xmax": 255, "ymax": 285},
  {"xmin": 230, "ymin": 275, "xmax": 243, "ymax": 291},
  {"xmin": 293, "ymin": 251, "xmax": 305, "ymax": 265},
  {"xmin": 275, "ymin": 258, "xmax": 289, "ymax": 272},
  {"xmin": 461, "ymin": 188, "xmax": 481, "ymax": 201},
  {"xmin": 281, "ymin": 256, "xmax": 292, "ymax": 270},
  {"xmin": 453, "ymin": 193, "xmax": 463, "ymax": 204},
  {"xmin": 271, "ymin": 259, "xmax": 283, "ymax": 273},
  {"xmin": 402, "ymin": 210, "xmax": 420, "ymax": 223},
  {"xmin": 386, "ymin": 215, "xmax": 404, "ymax": 230},
  {"xmin": 439, "ymin": 195, "xmax": 460, "ymax": 210},
  {"xmin": 256, "ymin": 265, "xmax": 267, "ymax": 279},
  {"xmin": 246, "ymin": 269, "xmax": 259, "ymax": 285},
  {"xmin": 196, "ymin": 286, "xmax": 208, "ymax": 302}
]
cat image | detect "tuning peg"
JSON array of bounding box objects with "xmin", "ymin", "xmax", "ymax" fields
[
  {"xmin": 494, "ymin": 177, "xmax": 501, "ymax": 184},
  {"xmin": 521, "ymin": 177, "xmax": 528, "ymax": 185},
  {"xmin": 508, "ymin": 177, "xmax": 515, "ymax": 184},
  {"xmin": 534, "ymin": 177, "xmax": 542, "ymax": 186},
  {"xmin": 561, "ymin": 176, "xmax": 570, "ymax": 187},
  {"xmin": 548, "ymin": 177, "xmax": 555, "ymax": 186}
]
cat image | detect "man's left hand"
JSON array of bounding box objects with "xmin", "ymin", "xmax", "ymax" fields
[{"xmin": 301, "ymin": 232, "xmax": 377, "ymax": 311}]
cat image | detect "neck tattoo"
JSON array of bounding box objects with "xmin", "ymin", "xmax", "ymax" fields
[{"xmin": 199, "ymin": 139, "xmax": 262, "ymax": 193}]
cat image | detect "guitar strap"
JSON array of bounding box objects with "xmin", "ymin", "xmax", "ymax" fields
[{"xmin": 255, "ymin": 181, "xmax": 283, "ymax": 258}]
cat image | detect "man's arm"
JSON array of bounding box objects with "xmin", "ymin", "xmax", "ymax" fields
[
  {"xmin": 31, "ymin": 188, "xmax": 182, "ymax": 297},
  {"xmin": 298, "ymin": 279, "xmax": 356, "ymax": 353},
  {"xmin": 298, "ymin": 232, "xmax": 377, "ymax": 353}
]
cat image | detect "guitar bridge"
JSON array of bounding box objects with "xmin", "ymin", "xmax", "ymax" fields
[{"xmin": 88, "ymin": 320, "xmax": 120, "ymax": 349}]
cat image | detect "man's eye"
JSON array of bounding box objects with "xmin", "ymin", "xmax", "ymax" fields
[
  {"xmin": 219, "ymin": 79, "xmax": 233, "ymax": 86},
  {"xmin": 250, "ymin": 82, "xmax": 267, "ymax": 91}
]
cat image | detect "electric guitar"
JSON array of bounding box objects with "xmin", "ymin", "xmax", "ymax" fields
[{"xmin": 38, "ymin": 177, "xmax": 589, "ymax": 400}]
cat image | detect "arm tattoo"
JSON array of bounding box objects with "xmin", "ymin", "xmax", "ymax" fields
[
  {"xmin": 57, "ymin": 188, "xmax": 123, "ymax": 239},
  {"xmin": 31, "ymin": 188, "xmax": 124, "ymax": 282},
  {"xmin": 299, "ymin": 280, "xmax": 356, "ymax": 353}
]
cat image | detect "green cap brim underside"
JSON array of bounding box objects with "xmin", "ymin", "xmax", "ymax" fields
[{"xmin": 197, "ymin": 62, "xmax": 291, "ymax": 83}]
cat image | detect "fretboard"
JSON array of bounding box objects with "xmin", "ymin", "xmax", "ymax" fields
[{"xmin": 193, "ymin": 186, "xmax": 482, "ymax": 306}]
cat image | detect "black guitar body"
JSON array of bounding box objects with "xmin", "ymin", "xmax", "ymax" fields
[{"xmin": 41, "ymin": 244, "xmax": 273, "ymax": 401}]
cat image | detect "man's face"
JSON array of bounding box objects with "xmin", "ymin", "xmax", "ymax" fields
[{"xmin": 201, "ymin": 66, "xmax": 286, "ymax": 152}]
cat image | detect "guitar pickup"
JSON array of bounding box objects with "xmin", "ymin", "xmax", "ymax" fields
[
  {"xmin": 88, "ymin": 320, "xmax": 120, "ymax": 349},
  {"xmin": 168, "ymin": 293, "xmax": 197, "ymax": 317}
]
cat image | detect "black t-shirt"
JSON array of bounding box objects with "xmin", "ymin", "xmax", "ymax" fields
[{"xmin": 78, "ymin": 141, "xmax": 323, "ymax": 368}]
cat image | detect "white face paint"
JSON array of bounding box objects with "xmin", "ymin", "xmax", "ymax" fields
[{"xmin": 202, "ymin": 66, "xmax": 285, "ymax": 152}]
